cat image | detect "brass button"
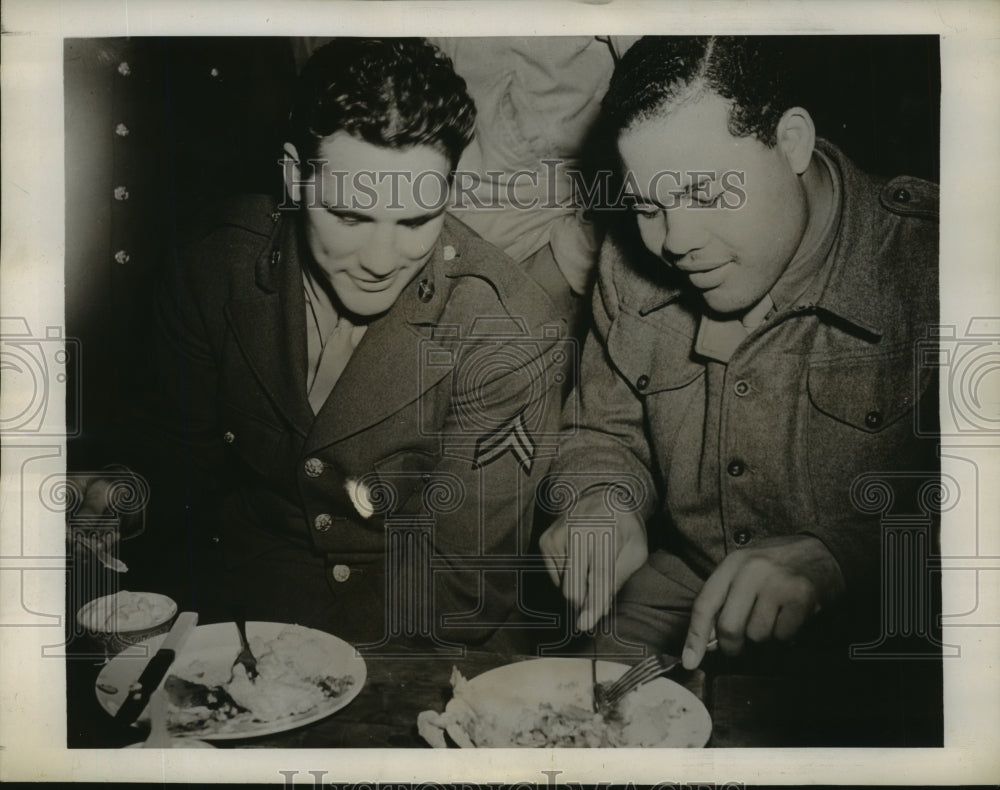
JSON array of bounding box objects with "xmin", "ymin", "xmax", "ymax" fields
[
  {"xmin": 331, "ymin": 564, "xmax": 350, "ymax": 582},
  {"xmin": 210, "ymin": 534, "xmax": 221, "ymax": 545},
  {"xmin": 209, "ymin": 67, "xmax": 221, "ymax": 78},
  {"xmin": 114, "ymin": 250, "xmax": 131, "ymax": 265},
  {"xmin": 114, "ymin": 185, "xmax": 130, "ymax": 201},
  {"xmin": 117, "ymin": 61, "xmax": 131, "ymax": 76},
  {"xmin": 314, "ymin": 513, "xmax": 333, "ymax": 532},
  {"xmin": 865, "ymin": 410, "xmax": 883, "ymax": 429},
  {"xmin": 636, "ymin": 374, "xmax": 650, "ymax": 391},
  {"xmin": 727, "ymin": 460, "xmax": 745, "ymax": 477},
  {"xmin": 734, "ymin": 380, "xmax": 750, "ymax": 397},
  {"xmin": 271, "ymin": 250, "xmax": 281, "ymax": 266},
  {"xmin": 223, "ymin": 431, "xmax": 235, "ymax": 444},
  {"xmin": 417, "ymin": 279, "xmax": 435, "ymax": 302},
  {"xmin": 114, "ymin": 123, "xmax": 130, "ymax": 137},
  {"xmin": 892, "ymin": 187, "xmax": 911, "ymax": 203},
  {"xmin": 733, "ymin": 529, "xmax": 752, "ymax": 546},
  {"xmin": 304, "ymin": 457, "xmax": 325, "ymax": 478}
]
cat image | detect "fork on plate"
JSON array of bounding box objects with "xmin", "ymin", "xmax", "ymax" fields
[{"xmin": 230, "ymin": 607, "xmax": 259, "ymax": 682}]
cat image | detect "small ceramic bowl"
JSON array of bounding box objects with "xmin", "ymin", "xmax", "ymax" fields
[{"xmin": 77, "ymin": 591, "xmax": 178, "ymax": 655}]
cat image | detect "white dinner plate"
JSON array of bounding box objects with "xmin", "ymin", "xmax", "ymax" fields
[
  {"xmin": 96, "ymin": 621, "xmax": 366, "ymax": 740},
  {"xmin": 436, "ymin": 657, "xmax": 711, "ymax": 747}
]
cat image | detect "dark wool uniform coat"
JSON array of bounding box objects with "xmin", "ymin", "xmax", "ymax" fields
[{"xmin": 147, "ymin": 196, "xmax": 572, "ymax": 651}]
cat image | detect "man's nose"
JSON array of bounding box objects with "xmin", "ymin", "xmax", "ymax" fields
[
  {"xmin": 661, "ymin": 207, "xmax": 707, "ymax": 261},
  {"xmin": 358, "ymin": 226, "xmax": 399, "ymax": 276}
]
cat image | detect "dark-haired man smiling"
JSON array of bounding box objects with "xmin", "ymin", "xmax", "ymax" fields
[
  {"xmin": 149, "ymin": 38, "xmax": 570, "ymax": 650},
  {"xmin": 541, "ymin": 36, "xmax": 939, "ymax": 668}
]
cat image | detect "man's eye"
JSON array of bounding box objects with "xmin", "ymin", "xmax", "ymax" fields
[
  {"xmin": 690, "ymin": 186, "xmax": 722, "ymax": 207},
  {"xmin": 632, "ymin": 205, "xmax": 660, "ymax": 220}
]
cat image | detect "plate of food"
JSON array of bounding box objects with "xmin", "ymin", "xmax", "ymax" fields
[
  {"xmin": 418, "ymin": 658, "xmax": 711, "ymax": 747},
  {"xmin": 96, "ymin": 622, "xmax": 366, "ymax": 740}
]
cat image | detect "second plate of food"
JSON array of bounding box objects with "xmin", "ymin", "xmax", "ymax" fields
[{"xmin": 423, "ymin": 657, "xmax": 711, "ymax": 747}]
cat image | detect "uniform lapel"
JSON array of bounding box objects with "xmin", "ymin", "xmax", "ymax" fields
[
  {"xmin": 224, "ymin": 217, "xmax": 315, "ymax": 437},
  {"xmin": 305, "ymin": 245, "xmax": 454, "ymax": 452}
]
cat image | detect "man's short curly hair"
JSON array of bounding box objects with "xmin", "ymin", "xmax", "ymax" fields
[
  {"xmin": 289, "ymin": 38, "xmax": 476, "ymax": 174},
  {"xmin": 603, "ymin": 36, "xmax": 795, "ymax": 147}
]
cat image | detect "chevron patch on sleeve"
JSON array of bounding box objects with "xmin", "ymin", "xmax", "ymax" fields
[{"xmin": 472, "ymin": 412, "xmax": 535, "ymax": 473}]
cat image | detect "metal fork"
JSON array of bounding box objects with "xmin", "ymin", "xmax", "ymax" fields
[
  {"xmin": 231, "ymin": 611, "xmax": 259, "ymax": 682},
  {"xmin": 596, "ymin": 639, "xmax": 717, "ymax": 712}
]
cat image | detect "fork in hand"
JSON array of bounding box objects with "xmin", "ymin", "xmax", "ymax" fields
[{"xmin": 595, "ymin": 639, "xmax": 718, "ymax": 713}]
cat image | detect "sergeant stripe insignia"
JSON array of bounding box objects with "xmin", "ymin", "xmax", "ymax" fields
[{"xmin": 473, "ymin": 413, "xmax": 535, "ymax": 473}]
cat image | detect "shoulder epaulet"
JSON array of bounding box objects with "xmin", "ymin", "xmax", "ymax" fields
[{"xmin": 879, "ymin": 175, "xmax": 938, "ymax": 220}]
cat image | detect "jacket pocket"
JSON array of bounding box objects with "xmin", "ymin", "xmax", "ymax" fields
[
  {"xmin": 807, "ymin": 348, "xmax": 927, "ymax": 432},
  {"xmin": 371, "ymin": 449, "xmax": 450, "ymax": 517}
]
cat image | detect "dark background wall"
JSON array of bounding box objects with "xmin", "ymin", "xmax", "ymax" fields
[{"xmin": 64, "ymin": 35, "xmax": 940, "ymax": 461}]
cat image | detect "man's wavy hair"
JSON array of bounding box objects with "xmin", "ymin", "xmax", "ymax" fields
[
  {"xmin": 289, "ymin": 38, "xmax": 476, "ymax": 175},
  {"xmin": 603, "ymin": 36, "xmax": 795, "ymax": 147}
]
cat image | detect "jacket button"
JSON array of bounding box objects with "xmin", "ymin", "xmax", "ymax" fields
[
  {"xmin": 865, "ymin": 410, "xmax": 883, "ymax": 429},
  {"xmin": 223, "ymin": 431, "xmax": 235, "ymax": 444},
  {"xmin": 210, "ymin": 534, "xmax": 222, "ymax": 545},
  {"xmin": 314, "ymin": 513, "xmax": 333, "ymax": 532},
  {"xmin": 733, "ymin": 529, "xmax": 752, "ymax": 546},
  {"xmin": 636, "ymin": 374, "xmax": 650, "ymax": 391},
  {"xmin": 892, "ymin": 187, "xmax": 911, "ymax": 203},
  {"xmin": 331, "ymin": 564, "xmax": 351, "ymax": 582},
  {"xmin": 417, "ymin": 279, "xmax": 435, "ymax": 302},
  {"xmin": 727, "ymin": 460, "xmax": 745, "ymax": 477},
  {"xmin": 733, "ymin": 380, "xmax": 750, "ymax": 397},
  {"xmin": 304, "ymin": 457, "xmax": 325, "ymax": 478}
]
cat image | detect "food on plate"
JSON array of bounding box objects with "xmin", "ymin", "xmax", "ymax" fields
[
  {"xmin": 78, "ymin": 591, "xmax": 176, "ymax": 632},
  {"xmin": 162, "ymin": 625, "xmax": 355, "ymax": 733},
  {"xmin": 418, "ymin": 663, "xmax": 707, "ymax": 748}
]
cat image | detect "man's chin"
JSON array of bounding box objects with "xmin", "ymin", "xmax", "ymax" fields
[{"xmin": 334, "ymin": 288, "xmax": 403, "ymax": 322}]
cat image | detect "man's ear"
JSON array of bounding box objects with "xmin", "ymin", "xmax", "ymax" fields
[
  {"xmin": 282, "ymin": 142, "xmax": 306, "ymax": 203},
  {"xmin": 775, "ymin": 107, "xmax": 816, "ymax": 176}
]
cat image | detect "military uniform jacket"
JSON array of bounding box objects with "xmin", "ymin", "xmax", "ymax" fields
[
  {"xmin": 151, "ymin": 197, "xmax": 570, "ymax": 646},
  {"xmin": 551, "ymin": 141, "xmax": 939, "ymax": 607}
]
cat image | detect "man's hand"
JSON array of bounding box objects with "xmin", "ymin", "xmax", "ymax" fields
[
  {"xmin": 539, "ymin": 489, "xmax": 648, "ymax": 631},
  {"xmin": 66, "ymin": 472, "xmax": 141, "ymax": 573},
  {"xmin": 682, "ymin": 534, "xmax": 846, "ymax": 669}
]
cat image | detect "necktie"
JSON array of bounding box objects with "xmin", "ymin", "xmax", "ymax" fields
[{"xmin": 307, "ymin": 316, "xmax": 362, "ymax": 414}]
